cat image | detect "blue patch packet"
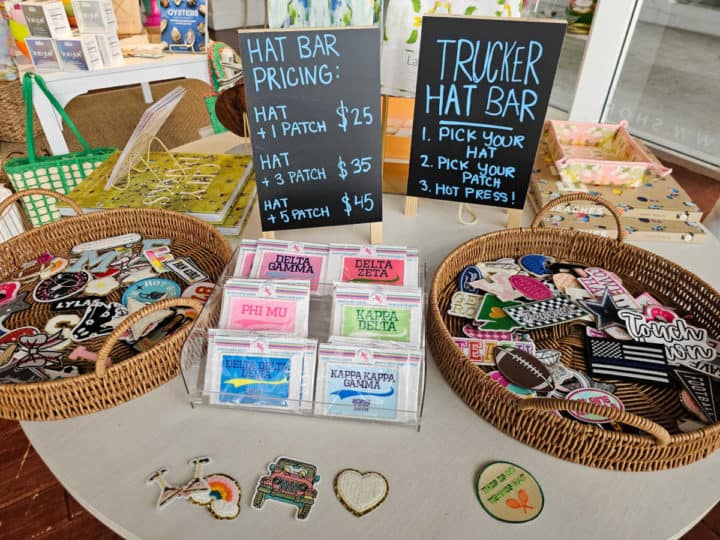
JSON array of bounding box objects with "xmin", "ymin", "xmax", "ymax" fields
[
  {"xmin": 204, "ymin": 330, "xmax": 317, "ymax": 412},
  {"xmin": 314, "ymin": 342, "xmax": 422, "ymax": 423}
]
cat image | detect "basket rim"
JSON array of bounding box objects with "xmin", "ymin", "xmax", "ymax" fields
[{"xmin": 428, "ymin": 226, "xmax": 720, "ymax": 446}]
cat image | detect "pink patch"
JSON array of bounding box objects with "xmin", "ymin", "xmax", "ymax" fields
[
  {"xmin": 509, "ymin": 275, "xmax": 554, "ymax": 300},
  {"xmin": 0, "ymin": 282, "xmax": 20, "ymax": 307},
  {"xmin": 342, "ymin": 257, "xmax": 405, "ymax": 286},
  {"xmin": 644, "ymin": 305, "xmax": 678, "ymax": 323},
  {"xmin": 227, "ymin": 298, "xmax": 296, "ymax": 333}
]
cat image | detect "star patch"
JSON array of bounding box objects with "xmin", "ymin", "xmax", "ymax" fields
[{"xmin": 578, "ymin": 288, "xmax": 624, "ymax": 330}]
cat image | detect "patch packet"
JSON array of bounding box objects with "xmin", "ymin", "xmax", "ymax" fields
[
  {"xmin": 325, "ymin": 243, "xmax": 419, "ymax": 287},
  {"xmin": 233, "ymin": 239, "xmax": 258, "ymax": 278},
  {"xmin": 218, "ymin": 279, "xmax": 310, "ymax": 337},
  {"xmin": 250, "ymin": 239, "xmax": 329, "ymax": 294},
  {"xmin": 330, "ymin": 283, "xmax": 423, "ymax": 347},
  {"xmin": 314, "ymin": 343, "xmax": 422, "ymax": 423},
  {"xmin": 204, "ymin": 330, "xmax": 316, "ymax": 411}
]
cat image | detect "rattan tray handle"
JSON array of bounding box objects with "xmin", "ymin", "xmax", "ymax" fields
[
  {"xmin": 95, "ymin": 298, "xmax": 205, "ymax": 377},
  {"xmin": 0, "ymin": 188, "xmax": 83, "ymax": 217},
  {"xmin": 517, "ymin": 397, "xmax": 671, "ymax": 447},
  {"xmin": 531, "ymin": 193, "xmax": 626, "ymax": 243}
]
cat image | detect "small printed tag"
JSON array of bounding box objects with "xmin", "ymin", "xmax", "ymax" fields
[
  {"xmin": 504, "ymin": 297, "xmax": 590, "ymax": 330},
  {"xmin": 166, "ymin": 257, "xmax": 209, "ymax": 284}
]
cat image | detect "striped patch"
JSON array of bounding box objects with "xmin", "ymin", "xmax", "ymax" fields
[{"xmin": 587, "ymin": 337, "xmax": 670, "ymax": 385}]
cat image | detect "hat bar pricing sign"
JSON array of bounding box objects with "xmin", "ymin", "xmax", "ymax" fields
[
  {"xmin": 405, "ymin": 16, "xmax": 566, "ymax": 225},
  {"xmin": 238, "ymin": 27, "xmax": 384, "ymax": 242}
]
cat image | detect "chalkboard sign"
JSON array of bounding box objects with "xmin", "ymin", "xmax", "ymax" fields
[
  {"xmin": 238, "ymin": 27, "xmax": 383, "ymax": 231},
  {"xmin": 406, "ymin": 16, "xmax": 566, "ymax": 209}
]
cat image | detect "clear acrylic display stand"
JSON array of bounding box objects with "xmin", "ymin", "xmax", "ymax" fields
[{"xmin": 180, "ymin": 249, "xmax": 427, "ymax": 429}]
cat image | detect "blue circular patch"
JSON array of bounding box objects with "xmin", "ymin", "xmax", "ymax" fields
[
  {"xmin": 457, "ymin": 265, "xmax": 482, "ymax": 293},
  {"xmin": 519, "ymin": 254, "xmax": 553, "ymax": 276},
  {"xmin": 122, "ymin": 278, "xmax": 181, "ymax": 306}
]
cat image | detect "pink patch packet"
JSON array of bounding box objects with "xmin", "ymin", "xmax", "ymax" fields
[
  {"xmin": 218, "ymin": 279, "xmax": 311, "ymax": 337},
  {"xmin": 250, "ymin": 239, "xmax": 329, "ymax": 294},
  {"xmin": 326, "ymin": 243, "xmax": 419, "ymax": 288},
  {"xmin": 232, "ymin": 239, "xmax": 258, "ymax": 278}
]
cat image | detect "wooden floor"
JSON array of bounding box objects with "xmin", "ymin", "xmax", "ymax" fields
[{"xmin": 0, "ymin": 417, "xmax": 716, "ymax": 538}]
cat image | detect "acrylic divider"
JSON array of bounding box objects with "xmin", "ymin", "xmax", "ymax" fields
[{"xmin": 180, "ymin": 248, "xmax": 427, "ymax": 429}]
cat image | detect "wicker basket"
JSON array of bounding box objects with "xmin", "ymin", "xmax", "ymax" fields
[
  {"xmin": 428, "ymin": 193, "xmax": 720, "ymax": 471},
  {"xmin": 0, "ymin": 189, "xmax": 233, "ymax": 421},
  {"xmin": 0, "ymin": 79, "xmax": 46, "ymax": 146}
]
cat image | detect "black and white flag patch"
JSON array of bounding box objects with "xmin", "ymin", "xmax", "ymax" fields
[{"xmin": 586, "ymin": 337, "xmax": 670, "ymax": 385}]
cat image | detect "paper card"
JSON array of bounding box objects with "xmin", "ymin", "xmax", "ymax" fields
[
  {"xmin": 326, "ymin": 243, "xmax": 417, "ymax": 287},
  {"xmin": 204, "ymin": 331, "xmax": 316, "ymax": 411},
  {"xmin": 218, "ymin": 279, "xmax": 311, "ymax": 337},
  {"xmin": 452, "ymin": 337, "xmax": 536, "ymax": 366},
  {"xmin": 232, "ymin": 239, "xmax": 258, "ymax": 278},
  {"xmin": 314, "ymin": 343, "xmax": 421, "ymax": 422},
  {"xmin": 331, "ymin": 284, "xmax": 423, "ymax": 347},
  {"xmin": 250, "ymin": 239, "xmax": 329, "ymax": 294}
]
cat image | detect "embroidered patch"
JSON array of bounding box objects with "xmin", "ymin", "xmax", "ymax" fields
[
  {"xmin": 508, "ymin": 275, "xmax": 554, "ymax": 301},
  {"xmin": 447, "ymin": 291, "xmax": 482, "ymax": 319},
  {"xmin": 586, "ymin": 337, "xmax": 670, "ymax": 385},
  {"xmin": 182, "ymin": 282, "xmax": 215, "ymax": 303},
  {"xmin": 71, "ymin": 301, "xmax": 129, "ymax": 342},
  {"xmin": 495, "ymin": 347, "xmax": 554, "ymax": 392},
  {"xmin": 167, "ymin": 258, "xmax": 209, "ymax": 284},
  {"xmin": 476, "ymin": 462, "xmax": 544, "ymax": 523},
  {"xmin": 252, "ymin": 457, "xmax": 319, "ymax": 520},
  {"xmin": 578, "ymin": 288, "xmax": 624, "ymax": 330},
  {"xmin": 519, "ymin": 254, "xmax": 554, "ymax": 276},
  {"xmin": 122, "ymin": 278, "xmax": 182, "ymax": 306},
  {"xmin": 565, "ymin": 388, "xmax": 624, "ymax": 424},
  {"xmin": 475, "ymin": 294, "xmax": 521, "ymax": 331},
  {"xmin": 34, "ymin": 272, "xmax": 91, "ymax": 303},
  {"xmin": 469, "ymin": 274, "xmax": 522, "ymax": 302},
  {"xmin": 504, "ymin": 297, "xmax": 590, "ymax": 329},
  {"xmin": 334, "ymin": 469, "xmax": 388, "ymax": 517}
]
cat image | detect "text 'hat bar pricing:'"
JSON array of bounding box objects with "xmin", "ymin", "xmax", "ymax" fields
[
  {"xmin": 238, "ymin": 27, "xmax": 383, "ymax": 231},
  {"xmin": 406, "ymin": 16, "xmax": 566, "ymax": 209}
]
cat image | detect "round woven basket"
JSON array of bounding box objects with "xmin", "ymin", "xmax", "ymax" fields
[
  {"xmin": 428, "ymin": 193, "xmax": 720, "ymax": 471},
  {"xmin": 0, "ymin": 190, "xmax": 233, "ymax": 421}
]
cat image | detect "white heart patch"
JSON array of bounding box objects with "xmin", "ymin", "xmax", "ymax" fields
[{"xmin": 334, "ymin": 469, "xmax": 388, "ymax": 517}]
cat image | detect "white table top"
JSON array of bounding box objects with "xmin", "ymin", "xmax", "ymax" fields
[{"xmin": 22, "ymin": 134, "xmax": 720, "ymax": 540}]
